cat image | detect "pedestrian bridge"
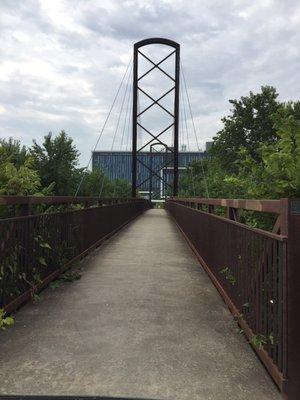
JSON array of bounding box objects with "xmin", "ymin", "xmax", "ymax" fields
[{"xmin": 0, "ymin": 196, "xmax": 299, "ymax": 399}]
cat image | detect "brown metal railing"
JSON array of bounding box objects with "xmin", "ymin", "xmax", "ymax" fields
[
  {"xmin": 0, "ymin": 195, "xmax": 142, "ymax": 217},
  {"xmin": 0, "ymin": 196, "xmax": 151, "ymax": 313},
  {"xmin": 166, "ymin": 198, "xmax": 300, "ymax": 399}
]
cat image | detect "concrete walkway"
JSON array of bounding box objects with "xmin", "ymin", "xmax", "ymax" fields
[{"xmin": 0, "ymin": 209, "xmax": 281, "ymax": 399}]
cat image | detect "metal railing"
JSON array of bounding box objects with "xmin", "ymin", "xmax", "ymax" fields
[
  {"xmin": 166, "ymin": 198, "xmax": 300, "ymax": 399},
  {"xmin": 0, "ymin": 196, "xmax": 151, "ymax": 312},
  {"xmin": 0, "ymin": 195, "xmax": 143, "ymax": 216}
]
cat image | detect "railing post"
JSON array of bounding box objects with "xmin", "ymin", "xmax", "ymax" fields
[
  {"xmin": 208, "ymin": 204, "xmax": 214, "ymax": 214},
  {"xmin": 20, "ymin": 203, "xmax": 32, "ymax": 216},
  {"xmin": 286, "ymin": 198, "xmax": 300, "ymax": 398},
  {"xmin": 227, "ymin": 206, "xmax": 239, "ymax": 221}
]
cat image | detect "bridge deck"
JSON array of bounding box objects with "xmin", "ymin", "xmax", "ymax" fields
[{"xmin": 0, "ymin": 209, "xmax": 280, "ymax": 399}]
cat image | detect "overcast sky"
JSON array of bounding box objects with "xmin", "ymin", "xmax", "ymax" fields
[{"xmin": 0, "ymin": 0, "xmax": 300, "ymax": 166}]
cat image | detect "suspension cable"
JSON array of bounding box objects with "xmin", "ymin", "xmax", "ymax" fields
[
  {"xmin": 74, "ymin": 58, "xmax": 132, "ymax": 196},
  {"xmin": 181, "ymin": 62, "xmax": 210, "ymax": 198},
  {"xmin": 111, "ymin": 65, "xmax": 132, "ymax": 152},
  {"xmin": 178, "ymin": 87, "xmax": 185, "ymax": 194},
  {"xmin": 112, "ymin": 70, "xmax": 132, "ymax": 197},
  {"xmin": 125, "ymin": 88, "xmax": 133, "ymax": 152},
  {"xmin": 120, "ymin": 68, "xmax": 133, "ymax": 150},
  {"xmin": 99, "ymin": 61, "xmax": 133, "ymax": 197},
  {"xmin": 180, "ymin": 78, "xmax": 196, "ymax": 197}
]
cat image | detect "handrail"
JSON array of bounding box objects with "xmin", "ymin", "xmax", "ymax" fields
[
  {"xmin": 171, "ymin": 197, "xmax": 291, "ymax": 235},
  {"xmin": 0, "ymin": 196, "xmax": 148, "ymax": 217},
  {"xmin": 0, "ymin": 195, "xmax": 143, "ymax": 205},
  {"xmin": 169, "ymin": 200, "xmax": 287, "ymax": 241},
  {"xmin": 172, "ymin": 197, "xmax": 284, "ymax": 213}
]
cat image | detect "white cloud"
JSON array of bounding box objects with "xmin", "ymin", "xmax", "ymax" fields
[{"xmin": 0, "ymin": 0, "xmax": 300, "ymax": 165}]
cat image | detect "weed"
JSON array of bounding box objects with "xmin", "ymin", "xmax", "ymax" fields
[
  {"xmin": 0, "ymin": 308, "xmax": 14, "ymax": 330},
  {"xmin": 242, "ymin": 302, "xmax": 251, "ymax": 310},
  {"xmin": 32, "ymin": 293, "xmax": 41, "ymax": 303},
  {"xmin": 219, "ymin": 267, "xmax": 236, "ymax": 285},
  {"xmin": 249, "ymin": 333, "xmax": 275, "ymax": 349},
  {"xmin": 49, "ymin": 281, "xmax": 61, "ymax": 289},
  {"xmin": 60, "ymin": 270, "xmax": 81, "ymax": 282}
]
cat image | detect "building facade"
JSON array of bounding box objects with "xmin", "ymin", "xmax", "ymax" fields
[{"xmin": 92, "ymin": 150, "xmax": 204, "ymax": 197}]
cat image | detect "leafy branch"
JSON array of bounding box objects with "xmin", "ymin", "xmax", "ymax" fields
[
  {"xmin": 0, "ymin": 308, "xmax": 14, "ymax": 330},
  {"xmin": 219, "ymin": 267, "xmax": 236, "ymax": 285}
]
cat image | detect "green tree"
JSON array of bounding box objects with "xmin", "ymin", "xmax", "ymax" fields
[
  {"xmin": 110, "ymin": 178, "xmax": 131, "ymax": 197},
  {"xmin": 219, "ymin": 104, "xmax": 300, "ymax": 199},
  {"xmin": 0, "ymin": 138, "xmax": 41, "ymax": 195},
  {"xmin": 211, "ymin": 86, "xmax": 280, "ymax": 172},
  {"xmin": 75, "ymin": 169, "xmax": 110, "ymax": 197},
  {"xmin": 75, "ymin": 169, "xmax": 131, "ymax": 198},
  {"xmin": 0, "ymin": 138, "xmax": 27, "ymax": 167},
  {"xmin": 0, "ymin": 158, "xmax": 41, "ymax": 196},
  {"xmin": 30, "ymin": 131, "xmax": 79, "ymax": 196},
  {"xmin": 252, "ymin": 106, "xmax": 300, "ymax": 198},
  {"xmin": 179, "ymin": 157, "xmax": 247, "ymax": 199},
  {"xmin": 180, "ymin": 102, "xmax": 300, "ymax": 201}
]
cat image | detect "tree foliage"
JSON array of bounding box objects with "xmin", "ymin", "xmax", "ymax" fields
[
  {"xmin": 0, "ymin": 138, "xmax": 27, "ymax": 167},
  {"xmin": 75, "ymin": 169, "xmax": 131, "ymax": 197},
  {"xmin": 0, "ymin": 158, "xmax": 41, "ymax": 196},
  {"xmin": 211, "ymin": 86, "xmax": 280, "ymax": 172},
  {"xmin": 0, "ymin": 131, "xmax": 131, "ymax": 198},
  {"xmin": 179, "ymin": 88, "xmax": 300, "ymax": 201},
  {"xmin": 0, "ymin": 140, "xmax": 41, "ymax": 195},
  {"xmin": 30, "ymin": 131, "xmax": 80, "ymax": 196}
]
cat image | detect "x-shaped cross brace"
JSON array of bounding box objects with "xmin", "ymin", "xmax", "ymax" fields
[
  {"xmin": 136, "ymin": 157, "xmax": 174, "ymax": 189},
  {"xmin": 138, "ymin": 49, "xmax": 176, "ymax": 82},
  {"xmin": 137, "ymin": 86, "xmax": 175, "ymax": 118},
  {"xmin": 137, "ymin": 122, "xmax": 174, "ymax": 152},
  {"xmin": 137, "ymin": 122, "xmax": 174, "ymax": 154}
]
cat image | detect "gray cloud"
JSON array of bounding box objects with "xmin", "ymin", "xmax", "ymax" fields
[{"xmin": 0, "ymin": 0, "xmax": 300, "ymax": 166}]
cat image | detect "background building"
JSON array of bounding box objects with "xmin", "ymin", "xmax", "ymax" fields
[{"xmin": 92, "ymin": 150, "xmax": 204, "ymax": 197}]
